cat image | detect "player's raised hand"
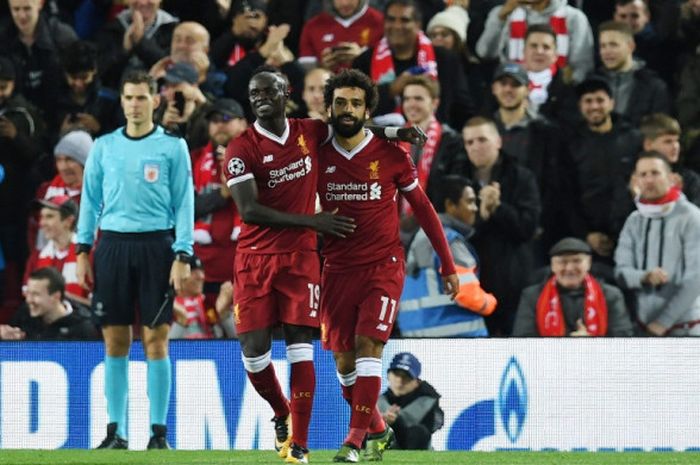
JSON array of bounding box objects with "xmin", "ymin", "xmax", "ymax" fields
[
  {"xmin": 397, "ymin": 126, "xmax": 427, "ymax": 146},
  {"xmin": 311, "ymin": 209, "xmax": 356, "ymax": 238},
  {"xmin": 442, "ymin": 273, "xmax": 459, "ymax": 300}
]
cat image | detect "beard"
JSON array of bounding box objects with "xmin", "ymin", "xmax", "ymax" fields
[{"xmin": 330, "ymin": 113, "xmax": 365, "ymax": 138}]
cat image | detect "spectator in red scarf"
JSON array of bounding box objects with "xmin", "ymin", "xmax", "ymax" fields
[
  {"xmin": 398, "ymin": 75, "xmax": 466, "ymax": 243},
  {"xmin": 615, "ymin": 152, "xmax": 700, "ymax": 336},
  {"xmin": 513, "ymin": 237, "xmax": 632, "ymax": 336},
  {"xmin": 352, "ymin": 0, "xmax": 473, "ymax": 129}
]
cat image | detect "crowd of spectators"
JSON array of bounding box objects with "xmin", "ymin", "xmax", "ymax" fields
[{"xmin": 2, "ymin": 0, "xmax": 700, "ymax": 340}]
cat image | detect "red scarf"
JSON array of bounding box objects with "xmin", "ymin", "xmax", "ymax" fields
[
  {"xmin": 400, "ymin": 118, "xmax": 441, "ymax": 215},
  {"xmin": 635, "ymin": 185, "xmax": 682, "ymax": 218},
  {"xmin": 227, "ymin": 44, "xmax": 249, "ymax": 67},
  {"xmin": 370, "ymin": 31, "xmax": 438, "ymax": 84},
  {"xmin": 508, "ymin": 6, "xmax": 569, "ymax": 69},
  {"xmin": 535, "ymin": 274, "xmax": 608, "ymax": 336}
]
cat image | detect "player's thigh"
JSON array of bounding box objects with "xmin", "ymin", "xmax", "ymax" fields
[
  {"xmin": 355, "ymin": 260, "xmax": 405, "ymax": 344},
  {"xmin": 135, "ymin": 235, "xmax": 174, "ymax": 328},
  {"xmin": 320, "ymin": 269, "xmax": 363, "ymax": 352},
  {"xmin": 233, "ymin": 253, "xmax": 281, "ymax": 334},
  {"xmin": 92, "ymin": 234, "xmax": 136, "ymax": 326},
  {"xmin": 275, "ymin": 250, "xmax": 321, "ymax": 329}
]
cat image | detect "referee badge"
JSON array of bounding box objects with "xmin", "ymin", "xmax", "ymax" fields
[{"xmin": 144, "ymin": 163, "xmax": 160, "ymax": 183}]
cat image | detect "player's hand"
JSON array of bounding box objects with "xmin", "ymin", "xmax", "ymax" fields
[
  {"xmin": 442, "ymin": 273, "xmax": 459, "ymax": 300},
  {"xmin": 76, "ymin": 252, "xmax": 93, "ymax": 291},
  {"xmin": 169, "ymin": 260, "xmax": 191, "ymax": 293},
  {"xmin": 397, "ymin": 126, "xmax": 427, "ymax": 146},
  {"xmin": 311, "ymin": 209, "xmax": 356, "ymax": 238}
]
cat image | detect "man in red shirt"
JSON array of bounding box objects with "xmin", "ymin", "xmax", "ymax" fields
[
  {"xmin": 298, "ymin": 0, "xmax": 384, "ymax": 72},
  {"xmin": 224, "ymin": 66, "xmax": 424, "ymax": 463},
  {"xmin": 317, "ymin": 69, "xmax": 458, "ymax": 463}
]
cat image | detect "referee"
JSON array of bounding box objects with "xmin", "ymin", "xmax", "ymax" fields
[{"xmin": 76, "ymin": 71, "xmax": 194, "ymax": 450}]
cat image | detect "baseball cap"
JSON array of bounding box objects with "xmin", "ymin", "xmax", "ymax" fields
[
  {"xmin": 389, "ymin": 352, "xmax": 421, "ymax": 379},
  {"xmin": 37, "ymin": 195, "xmax": 79, "ymax": 217},
  {"xmin": 205, "ymin": 98, "xmax": 245, "ymax": 120},
  {"xmin": 164, "ymin": 62, "xmax": 198, "ymax": 85},
  {"xmin": 575, "ymin": 76, "xmax": 612, "ymax": 99},
  {"xmin": 493, "ymin": 62, "xmax": 529, "ymax": 86},
  {"xmin": 0, "ymin": 57, "xmax": 16, "ymax": 81},
  {"xmin": 54, "ymin": 130, "xmax": 93, "ymax": 167},
  {"xmin": 549, "ymin": 237, "xmax": 592, "ymax": 257}
]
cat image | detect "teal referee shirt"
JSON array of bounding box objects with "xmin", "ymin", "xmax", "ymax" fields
[{"xmin": 77, "ymin": 125, "xmax": 194, "ymax": 254}]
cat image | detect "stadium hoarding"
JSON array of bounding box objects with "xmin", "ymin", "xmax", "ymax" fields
[{"xmin": 0, "ymin": 339, "xmax": 698, "ymax": 451}]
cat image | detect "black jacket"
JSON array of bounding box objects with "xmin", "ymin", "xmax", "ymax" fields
[
  {"xmin": 0, "ymin": 14, "xmax": 77, "ymax": 115},
  {"xmin": 96, "ymin": 9, "xmax": 178, "ymax": 88},
  {"xmin": 422, "ymin": 124, "xmax": 468, "ymax": 207},
  {"xmin": 10, "ymin": 302, "xmax": 98, "ymax": 340},
  {"xmin": 353, "ymin": 45, "xmax": 475, "ymax": 130},
  {"xmin": 567, "ymin": 116, "xmax": 642, "ymax": 239},
  {"xmin": 466, "ymin": 151, "xmax": 541, "ymax": 335}
]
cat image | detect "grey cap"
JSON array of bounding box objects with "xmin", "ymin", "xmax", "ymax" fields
[
  {"xmin": 205, "ymin": 98, "xmax": 245, "ymax": 119},
  {"xmin": 549, "ymin": 237, "xmax": 592, "ymax": 257},
  {"xmin": 54, "ymin": 130, "xmax": 93, "ymax": 166},
  {"xmin": 493, "ymin": 62, "xmax": 529, "ymax": 86},
  {"xmin": 164, "ymin": 62, "xmax": 198, "ymax": 85}
]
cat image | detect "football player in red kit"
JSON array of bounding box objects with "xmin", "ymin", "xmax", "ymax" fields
[{"xmin": 317, "ymin": 69, "xmax": 458, "ymax": 462}]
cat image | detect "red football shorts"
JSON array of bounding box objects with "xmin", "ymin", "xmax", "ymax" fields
[
  {"xmin": 233, "ymin": 251, "xmax": 321, "ymax": 334},
  {"xmin": 320, "ymin": 258, "xmax": 405, "ymax": 352}
]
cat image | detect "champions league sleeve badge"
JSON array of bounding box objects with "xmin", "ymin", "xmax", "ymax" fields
[{"xmin": 227, "ymin": 157, "xmax": 245, "ymax": 176}]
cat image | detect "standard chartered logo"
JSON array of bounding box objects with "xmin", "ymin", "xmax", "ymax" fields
[
  {"xmin": 369, "ymin": 182, "xmax": 381, "ymax": 200},
  {"xmin": 268, "ymin": 157, "xmax": 312, "ymax": 188}
]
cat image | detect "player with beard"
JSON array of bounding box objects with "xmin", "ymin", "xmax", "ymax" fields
[
  {"xmin": 224, "ymin": 66, "xmax": 424, "ymax": 463},
  {"xmin": 317, "ymin": 69, "xmax": 458, "ymax": 463}
]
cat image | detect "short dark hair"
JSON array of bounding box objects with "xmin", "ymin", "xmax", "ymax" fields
[
  {"xmin": 60, "ymin": 40, "xmax": 97, "ymax": 74},
  {"xmin": 120, "ymin": 70, "xmax": 157, "ymax": 95},
  {"xmin": 384, "ymin": 0, "xmax": 422, "ymax": 23},
  {"xmin": 402, "ymin": 75, "xmax": 440, "ymax": 100},
  {"xmin": 598, "ymin": 20, "xmax": 634, "ymax": 38},
  {"xmin": 251, "ymin": 65, "xmax": 289, "ymax": 91},
  {"xmin": 324, "ymin": 69, "xmax": 378, "ymax": 113},
  {"xmin": 575, "ymin": 77, "xmax": 613, "ymax": 99},
  {"xmin": 29, "ymin": 267, "xmax": 65, "ymax": 299},
  {"xmin": 615, "ymin": 0, "xmax": 649, "ymax": 12},
  {"xmin": 434, "ymin": 175, "xmax": 472, "ymax": 213},
  {"xmin": 636, "ymin": 150, "xmax": 673, "ymax": 172},
  {"xmin": 463, "ymin": 115, "xmax": 498, "ymax": 132},
  {"xmin": 525, "ymin": 24, "xmax": 556, "ymax": 42}
]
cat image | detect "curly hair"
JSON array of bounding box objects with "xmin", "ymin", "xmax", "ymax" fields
[{"xmin": 323, "ymin": 69, "xmax": 378, "ymax": 113}]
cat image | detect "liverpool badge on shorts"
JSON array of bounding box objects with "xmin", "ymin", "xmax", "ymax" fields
[{"xmin": 144, "ymin": 163, "xmax": 160, "ymax": 183}]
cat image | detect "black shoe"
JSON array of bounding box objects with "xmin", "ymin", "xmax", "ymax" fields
[
  {"xmin": 146, "ymin": 424, "xmax": 170, "ymax": 450},
  {"xmin": 95, "ymin": 422, "xmax": 128, "ymax": 449}
]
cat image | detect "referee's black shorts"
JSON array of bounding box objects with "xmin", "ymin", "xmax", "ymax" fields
[{"xmin": 92, "ymin": 230, "xmax": 174, "ymax": 327}]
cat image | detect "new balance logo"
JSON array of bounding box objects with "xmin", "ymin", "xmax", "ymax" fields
[
  {"xmin": 370, "ymin": 182, "xmax": 381, "ymax": 200},
  {"xmin": 263, "ymin": 154, "xmax": 274, "ymax": 163},
  {"xmin": 376, "ymin": 323, "xmax": 388, "ymax": 331},
  {"xmin": 325, "ymin": 166, "xmax": 336, "ymax": 174}
]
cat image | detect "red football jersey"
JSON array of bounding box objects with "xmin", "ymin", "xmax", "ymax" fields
[
  {"xmin": 24, "ymin": 239, "xmax": 87, "ymax": 298},
  {"xmin": 298, "ymin": 6, "xmax": 384, "ymax": 69},
  {"xmin": 318, "ymin": 132, "xmax": 417, "ymax": 269},
  {"xmin": 224, "ymin": 118, "xmax": 330, "ymax": 254}
]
